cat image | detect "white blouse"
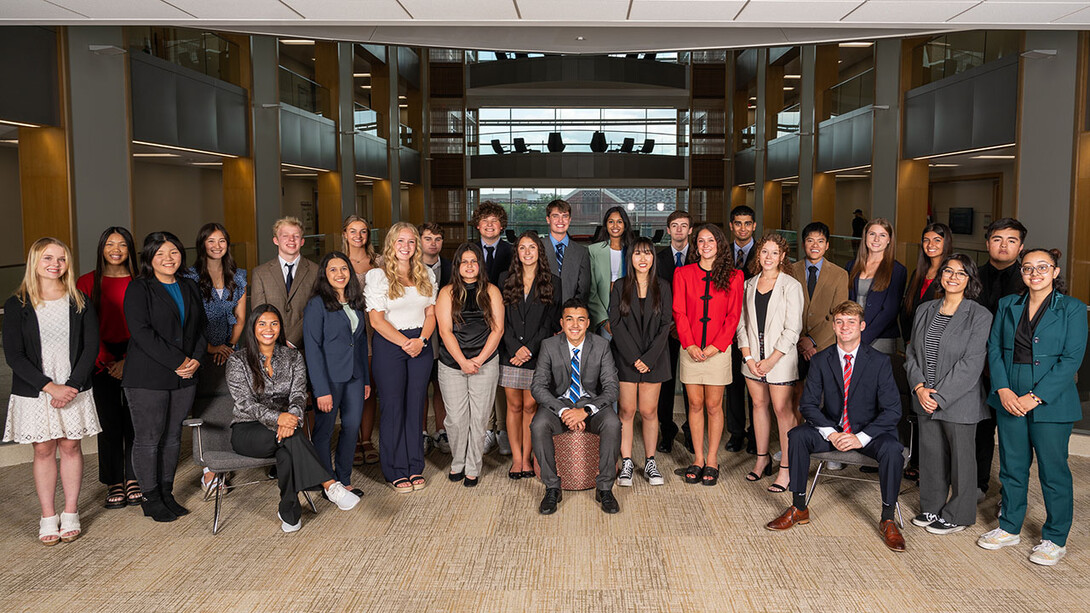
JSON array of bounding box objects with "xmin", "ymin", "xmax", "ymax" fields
[{"xmin": 364, "ymin": 267, "xmax": 438, "ymax": 330}]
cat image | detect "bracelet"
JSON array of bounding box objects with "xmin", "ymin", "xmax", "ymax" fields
[
  {"xmin": 913, "ymin": 384, "xmax": 924, "ymax": 393},
  {"xmin": 1029, "ymin": 391, "xmax": 1043, "ymax": 405}
]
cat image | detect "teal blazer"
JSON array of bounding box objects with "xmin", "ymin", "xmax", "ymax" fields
[
  {"xmin": 588, "ymin": 241, "xmax": 626, "ymax": 329},
  {"xmin": 987, "ymin": 291, "xmax": 1088, "ymax": 423}
]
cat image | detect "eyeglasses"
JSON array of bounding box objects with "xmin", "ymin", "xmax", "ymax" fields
[
  {"xmin": 1020, "ymin": 263, "xmax": 1054, "ymax": 276},
  {"xmin": 940, "ymin": 267, "xmax": 969, "ymax": 280}
]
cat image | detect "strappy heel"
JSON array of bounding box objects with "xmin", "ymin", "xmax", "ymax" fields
[
  {"xmin": 746, "ymin": 453, "xmax": 774, "ymax": 482},
  {"xmin": 767, "ymin": 465, "xmax": 790, "ymax": 493},
  {"xmin": 39, "ymin": 515, "xmax": 60, "ymax": 546}
]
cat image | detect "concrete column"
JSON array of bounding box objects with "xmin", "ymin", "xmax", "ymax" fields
[
  {"xmin": 797, "ymin": 45, "xmax": 817, "ymax": 232},
  {"xmin": 336, "ymin": 42, "xmax": 356, "ymax": 221},
  {"xmin": 250, "ymin": 35, "xmax": 282, "ymax": 263},
  {"xmin": 753, "ymin": 48, "xmax": 768, "ymax": 229},
  {"xmin": 871, "ymin": 38, "xmax": 901, "ymax": 224}
]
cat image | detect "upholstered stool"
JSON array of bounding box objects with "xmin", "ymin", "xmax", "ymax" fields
[{"xmin": 533, "ymin": 429, "xmax": 601, "ymax": 491}]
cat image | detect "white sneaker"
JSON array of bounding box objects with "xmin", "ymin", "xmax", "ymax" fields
[
  {"xmin": 482, "ymin": 430, "xmax": 498, "ymax": 454},
  {"xmin": 825, "ymin": 461, "xmax": 845, "ymax": 471},
  {"xmin": 497, "ymin": 430, "xmax": 512, "ymax": 456},
  {"xmin": 1029, "ymin": 540, "xmax": 1066, "ymax": 566},
  {"xmin": 435, "ymin": 430, "xmax": 451, "ymax": 454},
  {"xmin": 277, "ymin": 512, "xmax": 301, "ymax": 533},
  {"xmin": 977, "ymin": 527, "xmax": 1020, "ymax": 550},
  {"xmin": 324, "ymin": 482, "xmax": 361, "ymax": 511}
]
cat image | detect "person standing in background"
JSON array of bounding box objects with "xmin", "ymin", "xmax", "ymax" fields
[
  {"xmin": 655, "ymin": 210, "xmax": 692, "ymax": 453},
  {"xmin": 542, "ymin": 199, "xmax": 592, "ymax": 303},
  {"xmin": 588, "ymin": 205, "xmax": 634, "ymax": 336},
  {"xmin": 420, "ymin": 222, "xmax": 452, "ymax": 455},
  {"xmin": 472, "ymin": 202, "xmax": 513, "ymax": 457},
  {"xmin": 852, "ymin": 209, "xmax": 867, "ymax": 238},
  {"xmin": 847, "ymin": 218, "xmax": 907, "ymax": 356},
  {"xmin": 725, "ymin": 205, "xmax": 758, "ymax": 455},
  {"xmin": 343, "ymin": 215, "xmax": 384, "ymax": 467}
]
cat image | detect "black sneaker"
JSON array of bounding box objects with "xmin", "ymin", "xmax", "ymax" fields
[
  {"xmin": 912, "ymin": 512, "xmax": 939, "ymax": 527},
  {"xmin": 926, "ymin": 517, "xmax": 966, "ymax": 535},
  {"xmin": 617, "ymin": 458, "xmax": 634, "ymax": 487},
  {"xmin": 539, "ymin": 488, "xmax": 562, "ymax": 515}
]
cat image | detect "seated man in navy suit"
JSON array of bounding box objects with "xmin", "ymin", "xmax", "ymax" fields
[{"xmin": 766, "ymin": 300, "xmax": 906, "ymax": 552}]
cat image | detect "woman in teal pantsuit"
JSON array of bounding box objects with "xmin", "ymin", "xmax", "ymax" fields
[{"xmin": 977, "ymin": 248, "xmax": 1087, "ymax": 566}]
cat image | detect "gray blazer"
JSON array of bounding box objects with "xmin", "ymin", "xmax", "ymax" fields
[
  {"xmin": 531, "ymin": 333, "xmax": 618, "ymax": 417},
  {"xmin": 904, "ymin": 298, "xmax": 993, "ymax": 424},
  {"xmin": 543, "ymin": 236, "xmax": 592, "ymax": 304}
]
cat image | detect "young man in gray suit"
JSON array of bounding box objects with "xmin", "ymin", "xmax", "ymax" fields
[
  {"xmin": 531, "ymin": 298, "xmax": 621, "ymax": 515},
  {"xmin": 541, "ymin": 199, "xmax": 591, "ymax": 303}
]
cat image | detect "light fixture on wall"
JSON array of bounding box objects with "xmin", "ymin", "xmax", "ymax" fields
[
  {"xmin": 656, "ymin": 202, "xmax": 665, "ymax": 211},
  {"xmin": 0, "ymin": 119, "xmax": 40, "ymax": 128}
]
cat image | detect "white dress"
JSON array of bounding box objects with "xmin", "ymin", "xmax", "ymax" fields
[{"xmin": 3, "ymin": 298, "xmax": 101, "ymax": 443}]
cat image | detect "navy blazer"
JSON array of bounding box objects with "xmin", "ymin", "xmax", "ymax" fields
[
  {"xmin": 3, "ymin": 294, "xmax": 98, "ymax": 397},
  {"xmin": 303, "ymin": 295, "xmax": 369, "ymax": 398},
  {"xmin": 799, "ymin": 342, "xmax": 902, "ymax": 440},
  {"xmin": 847, "ymin": 260, "xmax": 907, "ymax": 343}
]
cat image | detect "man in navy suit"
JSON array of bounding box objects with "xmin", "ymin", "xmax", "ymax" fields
[
  {"xmin": 766, "ymin": 300, "xmax": 907, "ymax": 552},
  {"xmin": 655, "ymin": 209, "xmax": 692, "ymax": 453}
]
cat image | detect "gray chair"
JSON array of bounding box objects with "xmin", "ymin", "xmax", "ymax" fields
[
  {"xmin": 183, "ymin": 394, "xmax": 317, "ymax": 534},
  {"xmin": 804, "ymin": 422, "xmax": 914, "ymax": 527}
]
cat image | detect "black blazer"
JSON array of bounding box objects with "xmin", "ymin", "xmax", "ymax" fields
[
  {"xmin": 608, "ymin": 277, "xmax": 673, "ymax": 383},
  {"xmin": 3, "ymin": 294, "xmax": 98, "ymax": 398},
  {"xmin": 122, "ymin": 277, "xmax": 207, "ymax": 390},
  {"xmin": 847, "ymin": 259, "xmax": 908, "ymax": 343},
  {"xmin": 303, "ymin": 295, "xmax": 369, "ymax": 397},
  {"xmin": 899, "ymin": 270, "xmax": 942, "ymax": 342},
  {"xmin": 799, "ymin": 343, "xmax": 902, "ymax": 440},
  {"xmin": 498, "ymin": 271, "xmax": 561, "ymax": 371},
  {"xmin": 437, "ymin": 257, "xmax": 453, "ymax": 288},
  {"xmin": 655, "ymin": 245, "xmax": 689, "ymax": 283},
  {"xmin": 481, "ymin": 239, "xmax": 513, "ymax": 286}
]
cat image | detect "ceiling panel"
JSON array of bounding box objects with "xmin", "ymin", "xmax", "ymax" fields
[
  {"xmin": 280, "ymin": 0, "xmax": 411, "ymax": 20},
  {"xmin": 0, "ymin": 0, "xmax": 87, "ymax": 18},
  {"xmin": 628, "ymin": 0, "xmax": 748, "ymax": 21},
  {"xmin": 401, "ymin": 0, "xmax": 519, "ymax": 20},
  {"xmin": 950, "ymin": 1, "xmax": 1090, "ymax": 23},
  {"xmin": 166, "ymin": 0, "xmax": 302, "ymax": 19},
  {"xmin": 516, "ymin": 0, "xmax": 631, "ymax": 20},
  {"xmin": 735, "ymin": 0, "xmax": 865, "ymax": 22},
  {"xmin": 45, "ymin": 0, "xmax": 194, "ymax": 19},
  {"xmin": 844, "ymin": 0, "xmax": 979, "ymax": 23},
  {"xmin": 1053, "ymin": 5, "xmax": 1090, "ymax": 22}
]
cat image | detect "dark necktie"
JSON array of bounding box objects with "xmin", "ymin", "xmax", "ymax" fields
[
  {"xmin": 807, "ymin": 265, "xmax": 818, "ymax": 298},
  {"xmin": 485, "ymin": 245, "xmax": 495, "ymax": 276},
  {"xmin": 556, "ymin": 242, "xmax": 565, "ymax": 274},
  {"xmin": 285, "ymin": 262, "xmax": 295, "ymax": 294},
  {"xmin": 675, "ymin": 251, "xmax": 683, "ymax": 268},
  {"xmin": 737, "ymin": 247, "xmax": 744, "ymax": 267}
]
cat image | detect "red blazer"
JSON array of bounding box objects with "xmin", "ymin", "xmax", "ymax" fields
[{"xmin": 672, "ymin": 264, "xmax": 743, "ymax": 352}]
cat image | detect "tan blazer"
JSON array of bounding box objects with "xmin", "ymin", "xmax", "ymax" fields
[
  {"xmin": 735, "ymin": 272, "xmax": 804, "ymax": 384},
  {"xmin": 249, "ymin": 256, "xmax": 320, "ymax": 348},
  {"xmin": 791, "ymin": 259, "xmax": 848, "ymax": 353}
]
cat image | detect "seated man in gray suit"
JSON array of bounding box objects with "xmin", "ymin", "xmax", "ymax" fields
[{"xmin": 531, "ymin": 298, "xmax": 621, "ymax": 515}]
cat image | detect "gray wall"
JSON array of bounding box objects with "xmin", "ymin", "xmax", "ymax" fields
[{"xmin": 0, "ymin": 27, "xmax": 59, "ymax": 127}]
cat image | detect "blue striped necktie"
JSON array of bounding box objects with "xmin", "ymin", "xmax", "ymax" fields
[{"xmin": 567, "ymin": 348, "xmax": 582, "ymax": 404}]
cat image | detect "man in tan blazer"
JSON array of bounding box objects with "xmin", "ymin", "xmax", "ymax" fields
[
  {"xmin": 250, "ymin": 216, "xmax": 320, "ymax": 349},
  {"xmin": 791, "ymin": 222, "xmax": 848, "ymax": 382}
]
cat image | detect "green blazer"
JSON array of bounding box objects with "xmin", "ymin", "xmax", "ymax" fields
[
  {"xmin": 588, "ymin": 241, "xmax": 625, "ymax": 329},
  {"xmin": 987, "ymin": 291, "xmax": 1088, "ymax": 423}
]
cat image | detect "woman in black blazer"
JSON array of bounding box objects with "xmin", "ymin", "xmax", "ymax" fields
[
  {"xmin": 608, "ymin": 237, "xmax": 672, "ymax": 488},
  {"xmin": 123, "ymin": 232, "xmax": 207, "ymax": 523},
  {"xmin": 900, "ymin": 223, "xmax": 953, "ymax": 343},
  {"xmin": 499, "ymin": 231, "xmax": 561, "ymax": 479},
  {"xmin": 3, "ymin": 238, "xmax": 99, "ymax": 545},
  {"xmin": 304, "ymin": 251, "xmax": 371, "ymax": 494}
]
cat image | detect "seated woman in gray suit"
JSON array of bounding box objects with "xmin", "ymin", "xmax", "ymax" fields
[
  {"xmin": 904, "ymin": 254, "xmax": 991, "ymax": 536},
  {"xmin": 530, "ymin": 298, "xmax": 621, "ymax": 516}
]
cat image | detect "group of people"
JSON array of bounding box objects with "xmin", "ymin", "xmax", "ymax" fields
[{"xmin": 3, "ymin": 202, "xmax": 1085, "ymax": 567}]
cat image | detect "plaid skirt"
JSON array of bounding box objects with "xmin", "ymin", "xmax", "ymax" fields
[{"xmin": 500, "ymin": 365, "xmax": 534, "ymax": 390}]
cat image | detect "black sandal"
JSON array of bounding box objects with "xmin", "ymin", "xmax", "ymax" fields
[
  {"xmin": 767, "ymin": 465, "xmax": 789, "ymax": 493},
  {"xmin": 124, "ymin": 481, "xmax": 143, "ymax": 506},
  {"xmin": 746, "ymin": 453, "xmax": 773, "ymax": 482},
  {"xmin": 684, "ymin": 464, "xmax": 703, "ymax": 484},
  {"xmin": 701, "ymin": 464, "xmax": 720, "ymax": 486},
  {"xmin": 105, "ymin": 484, "xmax": 126, "ymax": 509}
]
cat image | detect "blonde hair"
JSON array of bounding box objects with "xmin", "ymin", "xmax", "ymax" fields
[
  {"xmin": 16, "ymin": 237, "xmax": 85, "ymax": 312},
  {"xmin": 341, "ymin": 215, "xmax": 379, "ymax": 262},
  {"xmin": 381, "ymin": 222, "xmax": 433, "ymax": 300},
  {"xmin": 832, "ymin": 300, "xmax": 865, "ymax": 319},
  {"xmin": 272, "ymin": 216, "xmax": 304, "ymax": 236}
]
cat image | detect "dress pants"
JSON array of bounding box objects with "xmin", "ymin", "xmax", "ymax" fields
[
  {"xmin": 996, "ymin": 363, "xmax": 1075, "ymax": 546},
  {"xmin": 530, "ymin": 407, "xmax": 621, "ymax": 491},
  {"xmin": 92, "ymin": 370, "xmax": 135, "ymax": 485},
  {"xmin": 125, "ymin": 385, "xmax": 197, "ymax": 493},
  {"xmin": 231, "ymin": 421, "xmax": 331, "ymax": 525},
  {"xmin": 657, "ymin": 336, "xmax": 689, "ymax": 442},
  {"xmin": 439, "ymin": 359, "xmax": 499, "ymax": 477},
  {"xmin": 975, "ymin": 374, "xmax": 998, "ymax": 493},
  {"xmin": 918, "ymin": 417, "xmax": 978, "ymax": 526},
  {"xmin": 725, "ymin": 344, "xmax": 752, "ymax": 440},
  {"xmin": 788, "ymin": 425, "xmax": 904, "ymax": 507},
  {"xmin": 372, "ymin": 328, "xmax": 431, "ymax": 482},
  {"xmin": 311, "ymin": 375, "xmax": 366, "ymax": 486}
]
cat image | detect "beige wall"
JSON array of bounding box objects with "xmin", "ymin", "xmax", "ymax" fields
[{"xmin": 132, "ymin": 161, "xmax": 224, "ymax": 251}]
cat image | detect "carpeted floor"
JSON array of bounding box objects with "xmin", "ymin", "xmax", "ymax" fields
[{"xmin": 0, "ymin": 422, "xmax": 1087, "ymax": 613}]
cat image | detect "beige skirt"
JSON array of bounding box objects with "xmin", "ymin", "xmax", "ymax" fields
[{"xmin": 679, "ymin": 346, "xmax": 733, "ymax": 386}]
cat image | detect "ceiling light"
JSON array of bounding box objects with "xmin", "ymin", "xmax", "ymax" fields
[
  {"xmin": 360, "ymin": 85, "xmax": 371, "ymax": 89},
  {"xmin": 914, "ymin": 143, "xmax": 1015, "ymax": 160},
  {"xmin": 285, "ymin": 173, "xmax": 317, "ymax": 177},
  {"xmin": 825, "ymin": 164, "xmax": 871, "ymax": 174},
  {"xmin": 839, "ymin": 42, "xmax": 873, "ymax": 48},
  {"xmin": 656, "ymin": 202, "xmax": 665, "ymax": 211},
  {"xmin": 281, "ymin": 39, "xmax": 315, "ymax": 45},
  {"xmin": 0, "ymin": 119, "xmax": 39, "ymax": 128},
  {"xmin": 929, "ymin": 163, "xmax": 958, "ymax": 168},
  {"xmin": 783, "ymin": 86, "xmax": 795, "ymax": 91},
  {"xmin": 353, "ymin": 72, "xmax": 371, "ymax": 78},
  {"xmin": 784, "ymin": 74, "xmax": 801, "ymax": 79},
  {"xmin": 133, "ymin": 153, "xmax": 176, "ymax": 158},
  {"xmin": 626, "ymin": 202, "xmax": 635, "ymax": 211},
  {"xmin": 192, "ymin": 162, "xmax": 222, "ymax": 166},
  {"xmin": 282, "ymin": 162, "xmax": 328, "ymax": 172},
  {"xmin": 576, "ymin": 36, "xmax": 585, "ymax": 41},
  {"xmin": 837, "ymin": 174, "xmax": 870, "ymax": 178},
  {"xmin": 132, "ymin": 140, "xmax": 238, "ymax": 158},
  {"xmin": 0, "ymin": 139, "xmax": 18, "ymax": 144},
  {"xmin": 972, "ymin": 155, "xmax": 1016, "ymax": 160}
]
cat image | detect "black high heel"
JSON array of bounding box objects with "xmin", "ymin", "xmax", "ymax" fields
[
  {"xmin": 745, "ymin": 453, "xmax": 774, "ymax": 482},
  {"xmin": 767, "ymin": 465, "xmax": 790, "ymax": 493}
]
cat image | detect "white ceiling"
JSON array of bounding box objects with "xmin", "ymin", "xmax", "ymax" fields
[{"xmin": 3, "ymin": 0, "xmax": 1090, "ymax": 52}]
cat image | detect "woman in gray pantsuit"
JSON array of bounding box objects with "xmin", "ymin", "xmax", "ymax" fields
[{"xmin": 904, "ymin": 254, "xmax": 992, "ymax": 535}]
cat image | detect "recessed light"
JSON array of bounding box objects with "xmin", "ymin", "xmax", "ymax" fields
[
  {"xmin": 133, "ymin": 153, "xmax": 177, "ymax": 158},
  {"xmin": 783, "ymin": 86, "xmax": 795, "ymax": 91},
  {"xmin": 972, "ymin": 155, "xmax": 1016, "ymax": 160},
  {"xmin": 929, "ymin": 163, "xmax": 958, "ymax": 168},
  {"xmin": 576, "ymin": 36, "xmax": 585, "ymax": 41},
  {"xmin": 839, "ymin": 42, "xmax": 873, "ymax": 48},
  {"xmin": 360, "ymin": 85, "xmax": 371, "ymax": 89},
  {"xmin": 280, "ymin": 39, "xmax": 314, "ymax": 45},
  {"xmin": 0, "ymin": 119, "xmax": 39, "ymax": 128},
  {"xmin": 353, "ymin": 73, "xmax": 371, "ymax": 78},
  {"xmin": 784, "ymin": 74, "xmax": 801, "ymax": 79}
]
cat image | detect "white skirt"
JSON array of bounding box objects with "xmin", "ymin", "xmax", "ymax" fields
[{"xmin": 4, "ymin": 390, "xmax": 101, "ymax": 444}]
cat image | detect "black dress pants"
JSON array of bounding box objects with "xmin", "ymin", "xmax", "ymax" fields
[
  {"xmin": 725, "ymin": 344, "xmax": 753, "ymax": 439},
  {"xmin": 788, "ymin": 425, "xmax": 904, "ymax": 508},
  {"xmin": 231, "ymin": 421, "xmax": 332, "ymax": 524},
  {"xmin": 93, "ymin": 370, "xmax": 135, "ymax": 485},
  {"xmin": 657, "ymin": 336, "xmax": 689, "ymax": 442}
]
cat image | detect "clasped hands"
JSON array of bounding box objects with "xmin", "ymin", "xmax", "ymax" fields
[
  {"xmin": 686, "ymin": 344, "xmax": 720, "ymax": 363},
  {"xmin": 176, "ymin": 357, "xmax": 200, "ymax": 379},
  {"xmin": 828, "ymin": 431, "xmax": 863, "ymax": 452},
  {"xmin": 43, "ymin": 382, "xmax": 78, "ymax": 409},
  {"xmin": 561, "ymin": 407, "xmax": 588, "ymax": 431},
  {"xmin": 508, "ymin": 346, "xmax": 533, "ymax": 367},
  {"xmin": 401, "ymin": 337, "xmax": 425, "ymax": 358},
  {"xmin": 997, "ymin": 387, "xmax": 1039, "ymax": 417},
  {"xmin": 276, "ymin": 412, "xmax": 299, "ymax": 442}
]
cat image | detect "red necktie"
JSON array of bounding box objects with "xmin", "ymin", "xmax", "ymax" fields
[{"xmin": 840, "ymin": 354, "xmax": 853, "ymax": 433}]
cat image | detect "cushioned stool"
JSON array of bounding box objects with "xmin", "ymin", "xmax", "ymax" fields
[{"xmin": 534, "ymin": 429, "xmax": 601, "ymax": 491}]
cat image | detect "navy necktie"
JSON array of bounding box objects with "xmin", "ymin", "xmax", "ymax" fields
[
  {"xmin": 675, "ymin": 251, "xmax": 683, "ymax": 268},
  {"xmin": 556, "ymin": 242, "xmax": 565, "ymax": 274}
]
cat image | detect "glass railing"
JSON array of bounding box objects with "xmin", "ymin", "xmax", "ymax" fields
[
  {"xmin": 479, "ymin": 129, "xmax": 677, "ymax": 155},
  {"xmin": 400, "ymin": 124, "xmax": 415, "ymax": 149},
  {"xmin": 353, "ymin": 105, "xmax": 382, "ymax": 137},
  {"xmin": 128, "ymin": 26, "xmax": 241, "ymax": 85},
  {"xmin": 826, "ymin": 68, "xmax": 875, "ymax": 118},
  {"xmin": 739, "ymin": 123, "xmax": 757, "ymax": 150},
  {"xmin": 468, "ymin": 51, "xmax": 681, "ymax": 63},
  {"xmin": 776, "ymin": 104, "xmax": 801, "ymax": 138},
  {"xmin": 279, "ymin": 66, "xmax": 331, "ymax": 117},
  {"xmin": 913, "ymin": 30, "xmax": 1020, "ymax": 88}
]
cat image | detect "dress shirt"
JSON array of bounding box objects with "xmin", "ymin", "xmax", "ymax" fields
[
  {"xmin": 278, "ymin": 254, "xmax": 301, "ymax": 285},
  {"xmin": 671, "ymin": 245, "xmax": 689, "ymax": 267},
  {"xmin": 734, "ymin": 238, "xmax": 754, "ymax": 266},
  {"xmin": 806, "ymin": 257, "xmax": 824, "ymax": 276},
  {"xmin": 816, "ymin": 343, "xmax": 872, "ymax": 447},
  {"xmin": 550, "ymin": 234, "xmax": 570, "ymax": 250},
  {"xmin": 557, "ymin": 339, "xmax": 599, "ymax": 419}
]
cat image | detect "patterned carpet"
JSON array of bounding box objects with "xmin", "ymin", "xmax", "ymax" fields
[{"xmin": 0, "ymin": 423, "xmax": 1087, "ymax": 613}]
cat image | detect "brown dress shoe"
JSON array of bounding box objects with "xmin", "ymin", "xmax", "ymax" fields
[
  {"xmin": 880, "ymin": 519, "xmax": 906, "ymax": 552},
  {"xmin": 766, "ymin": 506, "xmax": 810, "ymax": 531}
]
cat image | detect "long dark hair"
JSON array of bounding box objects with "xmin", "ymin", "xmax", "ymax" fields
[
  {"xmin": 904, "ymin": 222, "xmax": 953, "ymax": 310},
  {"xmin": 502, "ymin": 231, "xmax": 555, "ymax": 305},
  {"xmin": 193, "ymin": 222, "xmax": 239, "ymax": 302},
  {"xmin": 1019, "ymin": 248, "xmax": 1067, "ymax": 295},
  {"xmin": 91, "ymin": 226, "xmax": 136, "ymax": 312},
  {"xmin": 449, "ymin": 242, "xmax": 496, "ymax": 328},
  {"xmin": 238, "ymin": 304, "xmax": 287, "ymax": 395},
  {"xmin": 619, "ymin": 237, "xmax": 663, "ymax": 317},
  {"xmin": 314, "ymin": 251, "xmax": 366, "ymax": 311},
  {"xmin": 139, "ymin": 231, "xmax": 187, "ymax": 280},
  {"xmin": 937, "ymin": 253, "xmax": 983, "ymax": 300},
  {"xmin": 597, "ymin": 205, "xmax": 635, "ymax": 249},
  {"xmin": 690, "ymin": 223, "xmax": 736, "ymax": 292}
]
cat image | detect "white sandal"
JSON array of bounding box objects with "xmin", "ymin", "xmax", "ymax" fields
[
  {"xmin": 60, "ymin": 512, "xmax": 81, "ymax": 542},
  {"xmin": 39, "ymin": 514, "xmax": 60, "ymax": 546}
]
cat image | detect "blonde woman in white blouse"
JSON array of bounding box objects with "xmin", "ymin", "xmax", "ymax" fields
[{"xmin": 365, "ymin": 222, "xmax": 438, "ymax": 493}]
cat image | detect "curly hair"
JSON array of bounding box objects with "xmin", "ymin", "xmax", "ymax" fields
[
  {"xmin": 747, "ymin": 233, "xmax": 793, "ymax": 276},
  {"xmin": 502, "ymin": 231, "xmax": 555, "ymax": 305},
  {"xmin": 380, "ymin": 222, "xmax": 434, "ymax": 300},
  {"xmin": 691, "ymin": 223, "xmax": 736, "ymax": 293},
  {"xmin": 471, "ymin": 201, "xmax": 508, "ymax": 231}
]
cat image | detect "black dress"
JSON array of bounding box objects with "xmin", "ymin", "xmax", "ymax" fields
[{"xmin": 608, "ymin": 277, "xmax": 673, "ymax": 383}]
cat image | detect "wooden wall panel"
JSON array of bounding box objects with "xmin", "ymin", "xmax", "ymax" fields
[{"xmin": 18, "ymin": 126, "xmax": 71, "ymax": 250}]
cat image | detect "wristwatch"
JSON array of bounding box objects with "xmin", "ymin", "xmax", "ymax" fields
[{"xmin": 421, "ymin": 338, "xmax": 429, "ymax": 348}]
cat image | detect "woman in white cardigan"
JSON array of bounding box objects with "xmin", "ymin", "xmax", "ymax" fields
[{"xmin": 735, "ymin": 233, "xmax": 804, "ymax": 493}]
